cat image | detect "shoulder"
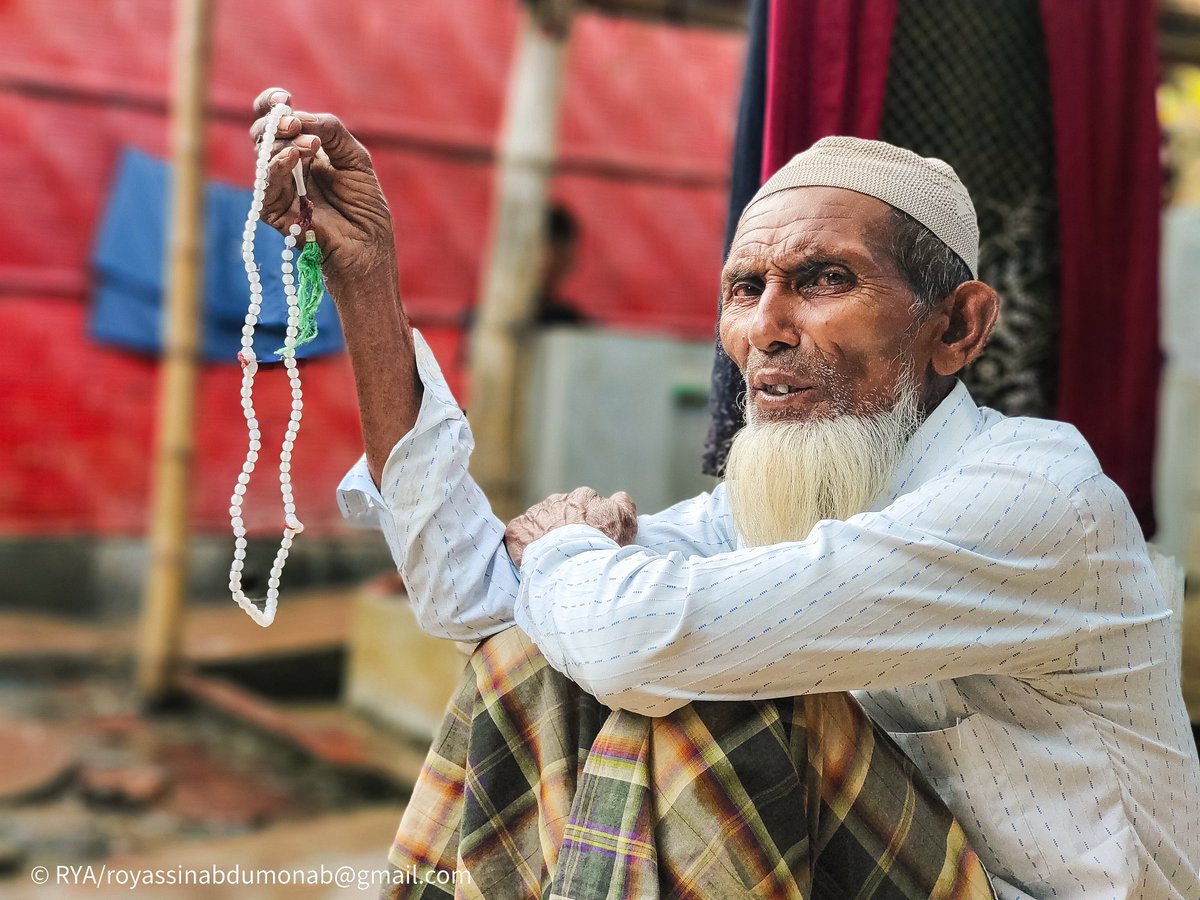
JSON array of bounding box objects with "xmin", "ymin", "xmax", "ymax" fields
[
  {"xmin": 964, "ymin": 411, "xmax": 1146, "ymax": 536},
  {"xmin": 944, "ymin": 411, "xmax": 1152, "ymax": 582},
  {"xmin": 886, "ymin": 411, "xmax": 1102, "ymax": 555},
  {"xmin": 966, "ymin": 409, "xmax": 1102, "ymax": 494}
]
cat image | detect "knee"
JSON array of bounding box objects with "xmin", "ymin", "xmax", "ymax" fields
[
  {"xmin": 467, "ymin": 626, "xmax": 576, "ymax": 700},
  {"xmin": 464, "ymin": 627, "xmax": 608, "ymax": 739},
  {"xmin": 472, "ymin": 626, "xmax": 544, "ymax": 671}
]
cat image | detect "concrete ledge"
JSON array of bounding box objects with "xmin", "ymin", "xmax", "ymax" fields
[
  {"xmin": 344, "ymin": 592, "xmax": 468, "ymax": 742},
  {"xmin": 0, "ymin": 534, "xmax": 395, "ymax": 620}
]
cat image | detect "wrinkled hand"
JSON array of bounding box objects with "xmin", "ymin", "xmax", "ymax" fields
[
  {"xmin": 248, "ymin": 87, "xmax": 394, "ymax": 294},
  {"xmin": 505, "ymin": 488, "xmax": 638, "ymax": 568}
]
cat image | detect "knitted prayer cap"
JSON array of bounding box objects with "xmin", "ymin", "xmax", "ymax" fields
[{"xmin": 744, "ymin": 136, "xmax": 979, "ymax": 278}]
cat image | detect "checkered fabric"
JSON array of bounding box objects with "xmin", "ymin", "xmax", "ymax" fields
[{"xmin": 384, "ymin": 629, "xmax": 994, "ymax": 899}]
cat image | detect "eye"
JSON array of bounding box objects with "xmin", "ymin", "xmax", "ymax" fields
[
  {"xmin": 725, "ymin": 279, "xmax": 762, "ymax": 305},
  {"xmin": 805, "ymin": 266, "xmax": 854, "ymax": 293}
]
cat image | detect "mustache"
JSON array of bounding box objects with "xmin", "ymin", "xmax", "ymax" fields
[
  {"xmin": 741, "ymin": 347, "xmax": 853, "ymax": 421},
  {"xmin": 743, "ymin": 347, "xmax": 840, "ymax": 386}
]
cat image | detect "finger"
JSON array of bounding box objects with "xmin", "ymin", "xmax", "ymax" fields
[
  {"xmin": 530, "ymin": 502, "xmax": 563, "ymax": 530},
  {"xmin": 253, "ymin": 87, "xmax": 292, "ymax": 118},
  {"xmin": 262, "ymin": 147, "xmax": 301, "ymax": 223},
  {"xmin": 273, "ymin": 133, "xmax": 322, "ymax": 157},
  {"xmin": 504, "ymin": 516, "xmax": 529, "ymax": 543},
  {"xmin": 313, "ymin": 147, "xmax": 334, "ymax": 168},
  {"xmin": 585, "ymin": 496, "xmax": 630, "ymax": 540},
  {"xmin": 249, "ymin": 114, "xmax": 296, "ymax": 147},
  {"xmin": 292, "ymin": 112, "xmax": 372, "ymax": 171},
  {"xmin": 251, "ymin": 114, "xmax": 303, "ymax": 145},
  {"xmin": 610, "ymin": 491, "xmax": 639, "ymax": 544},
  {"xmin": 571, "ymin": 487, "xmax": 601, "ymax": 515},
  {"xmin": 503, "ymin": 522, "xmax": 526, "ymax": 568}
]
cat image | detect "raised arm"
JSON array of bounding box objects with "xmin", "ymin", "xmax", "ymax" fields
[
  {"xmin": 250, "ymin": 87, "xmax": 419, "ymax": 486},
  {"xmin": 252, "ymin": 89, "xmax": 650, "ymax": 642},
  {"xmin": 251, "ymin": 90, "xmax": 753, "ymax": 648},
  {"xmin": 252, "ymin": 88, "xmax": 513, "ymax": 641}
]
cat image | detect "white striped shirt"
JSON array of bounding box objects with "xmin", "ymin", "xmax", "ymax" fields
[{"xmin": 339, "ymin": 330, "xmax": 1200, "ymax": 898}]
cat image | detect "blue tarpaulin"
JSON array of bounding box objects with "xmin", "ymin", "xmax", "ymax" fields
[{"xmin": 90, "ymin": 148, "xmax": 343, "ymax": 362}]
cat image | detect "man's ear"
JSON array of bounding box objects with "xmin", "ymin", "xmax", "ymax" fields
[{"xmin": 929, "ymin": 281, "xmax": 1000, "ymax": 377}]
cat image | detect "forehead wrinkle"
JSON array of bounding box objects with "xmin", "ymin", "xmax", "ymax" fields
[
  {"xmin": 734, "ymin": 190, "xmax": 861, "ymax": 238},
  {"xmin": 731, "ymin": 188, "xmax": 898, "ymax": 273}
]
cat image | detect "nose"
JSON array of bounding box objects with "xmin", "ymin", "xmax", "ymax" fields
[{"xmin": 746, "ymin": 282, "xmax": 800, "ymax": 354}]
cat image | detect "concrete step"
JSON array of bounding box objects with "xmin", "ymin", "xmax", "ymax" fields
[
  {"xmin": 0, "ymin": 588, "xmax": 358, "ymax": 674},
  {"xmin": 343, "ymin": 590, "xmax": 470, "ymax": 742},
  {"xmin": 179, "ymin": 671, "xmax": 429, "ymax": 794}
]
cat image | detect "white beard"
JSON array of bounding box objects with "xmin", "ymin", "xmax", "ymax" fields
[{"xmin": 724, "ymin": 377, "xmax": 923, "ymax": 547}]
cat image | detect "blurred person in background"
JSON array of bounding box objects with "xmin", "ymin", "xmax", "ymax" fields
[
  {"xmin": 455, "ymin": 200, "xmax": 589, "ymax": 368},
  {"xmin": 534, "ymin": 202, "xmax": 589, "ymax": 325}
]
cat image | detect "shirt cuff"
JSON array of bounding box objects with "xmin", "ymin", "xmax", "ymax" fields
[{"xmin": 335, "ymin": 328, "xmax": 465, "ymax": 528}]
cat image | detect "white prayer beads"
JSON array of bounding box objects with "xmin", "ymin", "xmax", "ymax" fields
[{"xmin": 228, "ymin": 102, "xmax": 306, "ymax": 628}]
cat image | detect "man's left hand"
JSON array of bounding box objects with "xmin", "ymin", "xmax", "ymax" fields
[{"xmin": 505, "ymin": 488, "xmax": 638, "ymax": 568}]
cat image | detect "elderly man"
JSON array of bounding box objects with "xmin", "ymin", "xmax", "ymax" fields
[{"xmin": 251, "ymin": 88, "xmax": 1200, "ymax": 898}]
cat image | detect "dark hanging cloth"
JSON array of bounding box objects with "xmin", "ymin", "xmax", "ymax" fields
[
  {"xmin": 1039, "ymin": 0, "xmax": 1161, "ymax": 533},
  {"xmin": 703, "ymin": 0, "xmax": 901, "ymax": 476},
  {"xmin": 702, "ymin": 0, "xmax": 769, "ymax": 478},
  {"xmin": 759, "ymin": 0, "xmax": 902, "ymax": 178},
  {"xmin": 878, "ymin": 0, "xmax": 1059, "ymax": 420}
]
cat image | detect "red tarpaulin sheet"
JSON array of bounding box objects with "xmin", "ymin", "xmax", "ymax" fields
[{"xmin": 0, "ymin": 1, "xmax": 743, "ymax": 535}]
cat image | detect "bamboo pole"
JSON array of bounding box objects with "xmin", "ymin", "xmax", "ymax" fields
[
  {"xmin": 469, "ymin": 0, "xmax": 575, "ymax": 520},
  {"xmin": 137, "ymin": 0, "xmax": 213, "ymax": 702}
]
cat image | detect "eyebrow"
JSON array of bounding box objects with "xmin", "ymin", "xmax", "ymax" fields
[{"xmin": 720, "ymin": 249, "xmax": 859, "ymax": 287}]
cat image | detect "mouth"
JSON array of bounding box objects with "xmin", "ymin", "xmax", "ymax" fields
[
  {"xmin": 757, "ymin": 383, "xmax": 810, "ymax": 396},
  {"xmin": 748, "ymin": 371, "xmax": 817, "ymax": 417},
  {"xmin": 750, "ymin": 370, "xmax": 813, "ymax": 395}
]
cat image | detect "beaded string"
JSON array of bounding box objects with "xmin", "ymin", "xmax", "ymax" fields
[{"xmin": 228, "ymin": 102, "xmax": 306, "ymax": 628}]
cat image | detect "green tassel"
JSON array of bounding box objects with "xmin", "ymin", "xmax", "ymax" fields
[{"xmin": 276, "ymin": 236, "xmax": 325, "ymax": 357}]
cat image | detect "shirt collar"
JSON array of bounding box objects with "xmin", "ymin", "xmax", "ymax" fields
[{"xmin": 871, "ymin": 380, "xmax": 985, "ymax": 510}]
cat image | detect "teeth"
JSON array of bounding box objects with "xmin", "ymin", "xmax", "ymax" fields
[{"xmin": 765, "ymin": 384, "xmax": 791, "ymax": 395}]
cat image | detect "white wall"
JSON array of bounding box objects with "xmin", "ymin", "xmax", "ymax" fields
[
  {"xmin": 1156, "ymin": 206, "xmax": 1200, "ymax": 575},
  {"xmin": 523, "ymin": 328, "xmax": 719, "ymax": 516}
]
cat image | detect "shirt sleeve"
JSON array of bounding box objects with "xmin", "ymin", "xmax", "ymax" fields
[
  {"xmin": 513, "ymin": 462, "xmax": 1123, "ymax": 716},
  {"xmin": 630, "ymin": 483, "xmax": 739, "ymax": 556},
  {"xmin": 335, "ymin": 329, "xmax": 519, "ymax": 642}
]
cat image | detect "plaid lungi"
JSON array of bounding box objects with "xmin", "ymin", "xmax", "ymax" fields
[{"xmin": 385, "ymin": 628, "xmax": 994, "ymax": 899}]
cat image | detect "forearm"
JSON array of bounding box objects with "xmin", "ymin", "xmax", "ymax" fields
[
  {"xmin": 515, "ymin": 473, "xmax": 1097, "ymax": 716},
  {"xmin": 333, "ymin": 319, "xmax": 520, "ymax": 641},
  {"xmin": 326, "ymin": 251, "xmax": 422, "ymax": 487},
  {"xmin": 253, "ymin": 90, "xmax": 514, "ymax": 635},
  {"xmin": 386, "ymin": 457, "xmax": 519, "ymax": 641}
]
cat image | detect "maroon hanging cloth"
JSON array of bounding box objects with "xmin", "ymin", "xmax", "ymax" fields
[
  {"xmin": 1039, "ymin": 0, "xmax": 1161, "ymax": 532},
  {"xmin": 761, "ymin": 0, "xmax": 901, "ymax": 177}
]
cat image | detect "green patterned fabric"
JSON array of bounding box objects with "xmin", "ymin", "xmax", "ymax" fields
[{"xmin": 383, "ymin": 628, "xmax": 995, "ymax": 899}]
